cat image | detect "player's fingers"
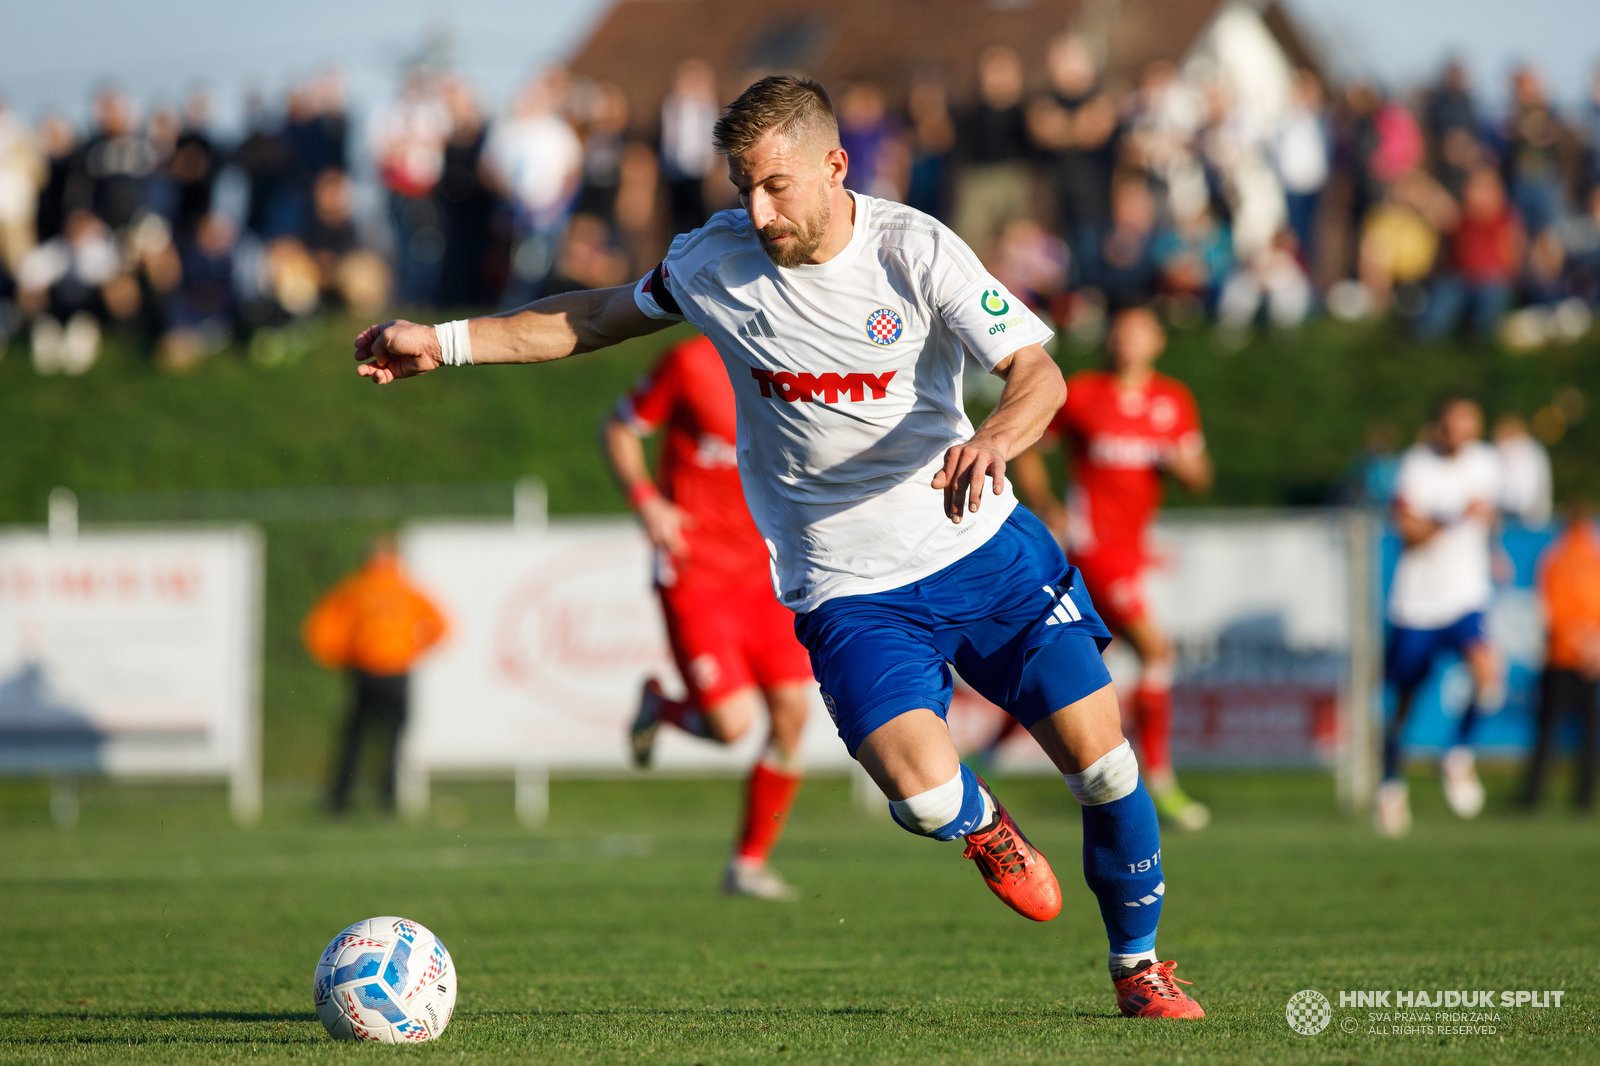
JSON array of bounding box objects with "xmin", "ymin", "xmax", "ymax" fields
[
  {"xmin": 947, "ymin": 449, "xmax": 979, "ymax": 520},
  {"xmin": 968, "ymin": 455, "xmax": 991, "ymax": 513}
]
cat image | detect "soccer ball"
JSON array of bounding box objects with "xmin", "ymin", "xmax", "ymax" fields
[{"xmin": 312, "ymin": 916, "xmax": 456, "ymax": 1043}]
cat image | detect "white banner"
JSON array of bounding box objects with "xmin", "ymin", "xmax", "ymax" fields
[
  {"xmin": 405, "ymin": 512, "xmax": 1352, "ymax": 777},
  {"xmin": 402, "ymin": 521, "xmax": 849, "ymax": 775},
  {"xmin": 0, "ymin": 527, "xmax": 262, "ymax": 814}
]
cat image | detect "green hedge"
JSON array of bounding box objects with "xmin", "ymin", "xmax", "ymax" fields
[{"xmin": 3, "ymin": 316, "xmax": 1596, "ymax": 781}]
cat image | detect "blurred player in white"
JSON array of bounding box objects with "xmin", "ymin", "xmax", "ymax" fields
[
  {"xmin": 351, "ymin": 76, "xmax": 1203, "ymax": 1018},
  {"xmin": 1376, "ymin": 394, "xmax": 1503, "ymax": 837},
  {"xmin": 602, "ymin": 332, "xmax": 814, "ymax": 900}
]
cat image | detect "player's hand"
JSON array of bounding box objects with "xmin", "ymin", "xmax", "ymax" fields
[
  {"xmin": 354, "ymin": 320, "xmax": 442, "ymax": 384},
  {"xmin": 638, "ymin": 495, "xmax": 696, "ymax": 557},
  {"xmin": 1465, "ymin": 499, "xmax": 1495, "ymax": 525},
  {"xmin": 933, "ymin": 437, "xmax": 1007, "ymax": 524}
]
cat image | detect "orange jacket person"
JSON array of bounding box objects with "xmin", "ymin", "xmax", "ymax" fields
[
  {"xmin": 303, "ymin": 534, "xmax": 447, "ymax": 812},
  {"xmin": 1524, "ymin": 507, "xmax": 1600, "ymax": 810}
]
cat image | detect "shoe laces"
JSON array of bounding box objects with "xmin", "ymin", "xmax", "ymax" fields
[
  {"xmin": 1131, "ymin": 961, "xmax": 1193, "ymax": 1000},
  {"xmin": 963, "ymin": 819, "xmax": 1030, "ymax": 880}
]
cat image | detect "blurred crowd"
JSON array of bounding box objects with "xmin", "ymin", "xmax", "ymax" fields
[{"xmin": 4, "ymin": 38, "xmax": 1600, "ymax": 374}]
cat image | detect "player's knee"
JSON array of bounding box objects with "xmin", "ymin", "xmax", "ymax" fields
[
  {"xmin": 1063, "ymin": 740, "xmax": 1140, "ymax": 806},
  {"xmin": 706, "ymin": 692, "xmax": 756, "ymax": 744},
  {"xmin": 887, "ymin": 763, "xmax": 988, "ymax": 840}
]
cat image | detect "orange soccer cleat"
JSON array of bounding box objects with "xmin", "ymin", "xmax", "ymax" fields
[
  {"xmin": 960, "ymin": 782, "xmax": 1062, "ymax": 922},
  {"xmin": 1113, "ymin": 960, "xmax": 1205, "ymax": 1018}
]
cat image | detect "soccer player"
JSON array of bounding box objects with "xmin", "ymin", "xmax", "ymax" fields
[
  {"xmin": 601, "ymin": 332, "xmax": 814, "ymax": 900},
  {"xmin": 1375, "ymin": 394, "xmax": 1502, "ymax": 838},
  {"xmin": 1010, "ymin": 304, "xmax": 1214, "ymax": 831},
  {"xmin": 352, "ymin": 76, "xmax": 1203, "ymax": 1019}
]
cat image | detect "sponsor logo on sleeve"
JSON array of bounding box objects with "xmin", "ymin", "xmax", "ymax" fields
[{"xmin": 980, "ymin": 289, "xmax": 1010, "ymax": 316}]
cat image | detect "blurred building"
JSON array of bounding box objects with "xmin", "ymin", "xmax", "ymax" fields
[{"xmin": 569, "ymin": 0, "xmax": 1322, "ymax": 126}]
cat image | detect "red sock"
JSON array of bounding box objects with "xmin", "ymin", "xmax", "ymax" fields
[
  {"xmin": 1133, "ymin": 684, "xmax": 1173, "ymax": 776},
  {"xmin": 735, "ymin": 761, "xmax": 803, "ymax": 862}
]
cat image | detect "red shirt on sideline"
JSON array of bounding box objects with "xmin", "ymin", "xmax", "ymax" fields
[
  {"xmin": 620, "ymin": 335, "xmax": 772, "ymax": 592},
  {"xmin": 1048, "ymin": 369, "xmax": 1204, "ymax": 565}
]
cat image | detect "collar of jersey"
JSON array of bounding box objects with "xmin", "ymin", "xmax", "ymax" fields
[{"xmin": 776, "ymin": 192, "xmax": 869, "ymax": 279}]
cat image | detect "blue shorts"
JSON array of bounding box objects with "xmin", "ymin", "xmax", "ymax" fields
[
  {"xmin": 794, "ymin": 508, "xmax": 1114, "ymax": 756},
  {"xmin": 1385, "ymin": 611, "xmax": 1488, "ymax": 692}
]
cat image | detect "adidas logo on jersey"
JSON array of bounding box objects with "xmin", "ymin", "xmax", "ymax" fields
[
  {"xmin": 749, "ymin": 368, "xmax": 897, "ymax": 404},
  {"xmin": 738, "ymin": 310, "xmax": 777, "ymax": 339}
]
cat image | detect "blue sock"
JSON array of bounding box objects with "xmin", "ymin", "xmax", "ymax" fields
[
  {"xmin": 887, "ymin": 763, "xmax": 991, "ymax": 841},
  {"xmin": 1081, "ymin": 779, "xmax": 1164, "ymax": 956},
  {"xmin": 1455, "ymin": 704, "xmax": 1481, "ymax": 747}
]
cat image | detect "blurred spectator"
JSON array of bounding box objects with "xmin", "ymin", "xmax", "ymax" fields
[
  {"xmin": 1098, "ymin": 171, "xmax": 1163, "ymax": 306},
  {"xmin": 34, "ymin": 115, "xmax": 79, "ymax": 246},
  {"xmin": 576, "ymin": 82, "xmax": 630, "ymax": 221},
  {"xmin": 17, "ymin": 208, "xmax": 123, "ymax": 374},
  {"xmin": 83, "ymin": 88, "xmax": 156, "ymax": 233},
  {"xmin": 1356, "ymin": 168, "xmax": 1456, "ymax": 317},
  {"xmin": 989, "ymin": 218, "xmax": 1069, "ymax": 310},
  {"xmin": 1559, "ymin": 186, "xmax": 1600, "ymax": 304},
  {"xmin": 1523, "ymin": 504, "xmax": 1600, "ymax": 810},
  {"xmin": 169, "ymin": 89, "xmax": 219, "ymax": 243},
  {"xmin": 1218, "ymin": 227, "xmax": 1312, "ymax": 330},
  {"xmin": 1426, "ymin": 60, "xmax": 1479, "ymax": 146},
  {"xmin": 236, "ymin": 89, "xmax": 294, "ymax": 238},
  {"xmin": 436, "ymin": 79, "xmax": 495, "ymax": 307},
  {"xmin": 303, "ymin": 535, "xmax": 448, "ymax": 814},
  {"xmin": 303, "ymin": 167, "xmax": 390, "ymax": 316},
  {"xmin": 1154, "ymin": 196, "xmax": 1232, "ymax": 313},
  {"xmin": 157, "ymin": 211, "xmax": 237, "ymax": 372},
  {"xmin": 1344, "ymin": 421, "xmax": 1403, "ymax": 505},
  {"xmin": 839, "ymin": 82, "xmax": 901, "ymax": 199},
  {"xmin": 290, "ymin": 69, "xmax": 349, "ymax": 188},
  {"xmin": 369, "ymin": 70, "xmax": 450, "ymax": 305},
  {"xmin": 544, "ymin": 213, "xmax": 631, "ymax": 295},
  {"xmin": 659, "ymin": 59, "xmax": 718, "ymax": 238},
  {"xmin": 0, "ymin": 96, "xmax": 44, "ymax": 274},
  {"xmin": 1492, "ymin": 413, "xmax": 1552, "ymax": 525},
  {"xmin": 905, "ymin": 73, "xmax": 956, "ymax": 221},
  {"xmin": 1273, "ymin": 69, "xmax": 1330, "ymax": 268},
  {"xmin": 1585, "ymin": 68, "xmax": 1600, "ymax": 193},
  {"xmin": 1506, "ymin": 66, "xmax": 1567, "ymax": 236},
  {"xmin": 484, "ymin": 70, "xmax": 583, "ymax": 305},
  {"xmin": 1028, "ymin": 34, "xmax": 1119, "ymax": 291},
  {"xmin": 953, "ymin": 46, "xmax": 1032, "ymax": 258},
  {"xmin": 1417, "ymin": 166, "xmax": 1524, "ymax": 340}
]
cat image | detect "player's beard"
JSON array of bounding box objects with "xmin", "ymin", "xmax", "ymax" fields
[{"xmin": 757, "ymin": 191, "xmax": 831, "ymax": 269}]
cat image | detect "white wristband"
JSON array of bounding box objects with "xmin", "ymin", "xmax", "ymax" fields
[{"xmin": 433, "ymin": 320, "xmax": 473, "ymax": 366}]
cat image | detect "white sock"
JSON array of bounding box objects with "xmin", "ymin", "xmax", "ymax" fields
[
  {"xmin": 887, "ymin": 771, "xmax": 966, "ymax": 834},
  {"xmin": 1110, "ymin": 948, "xmax": 1156, "ymax": 975}
]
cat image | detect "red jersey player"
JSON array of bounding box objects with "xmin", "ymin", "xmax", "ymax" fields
[
  {"xmin": 602, "ymin": 332, "xmax": 815, "ymax": 899},
  {"xmin": 1011, "ymin": 304, "xmax": 1214, "ymax": 830}
]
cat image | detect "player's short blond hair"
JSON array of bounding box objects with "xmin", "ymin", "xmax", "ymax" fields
[{"xmin": 712, "ymin": 75, "xmax": 839, "ymax": 158}]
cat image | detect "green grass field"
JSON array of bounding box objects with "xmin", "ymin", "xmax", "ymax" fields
[{"xmin": 3, "ymin": 769, "xmax": 1596, "ymax": 1064}]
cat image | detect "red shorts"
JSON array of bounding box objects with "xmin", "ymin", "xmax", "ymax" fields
[
  {"xmin": 657, "ymin": 584, "xmax": 814, "ymax": 707},
  {"xmin": 1072, "ymin": 549, "xmax": 1150, "ymax": 635}
]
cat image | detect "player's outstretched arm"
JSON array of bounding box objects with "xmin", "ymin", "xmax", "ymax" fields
[
  {"xmin": 933, "ymin": 344, "xmax": 1066, "ymax": 524},
  {"xmin": 353, "ymin": 284, "xmax": 669, "ymax": 384}
]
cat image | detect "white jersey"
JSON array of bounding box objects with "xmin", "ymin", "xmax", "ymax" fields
[
  {"xmin": 634, "ymin": 193, "xmax": 1053, "ymax": 613},
  {"xmin": 1388, "ymin": 441, "xmax": 1500, "ymax": 629}
]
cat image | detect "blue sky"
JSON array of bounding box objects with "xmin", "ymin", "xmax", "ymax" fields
[{"xmin": 3, "ymin": 0, "xmax": 1597, "ymax": 131}]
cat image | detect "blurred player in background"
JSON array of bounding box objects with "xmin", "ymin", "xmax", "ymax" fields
[
  {"xmin": 303, "ymin": 534, "xmax": 448, "ymax": 813},
  {"xmin": 1375, "ymin": 394, "xmax": 1502, "ymax": 837},
  {"xmin": 602, "ymin": 332, "xmax": 813, "ymax": 901},
  {"xmin": 353, "ymin": 75, "xmax": 1204, "ymax": 1019},
  {"xmin": 1011, "ymin": 304, "xmax": 1213, "ymax": 831}
]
